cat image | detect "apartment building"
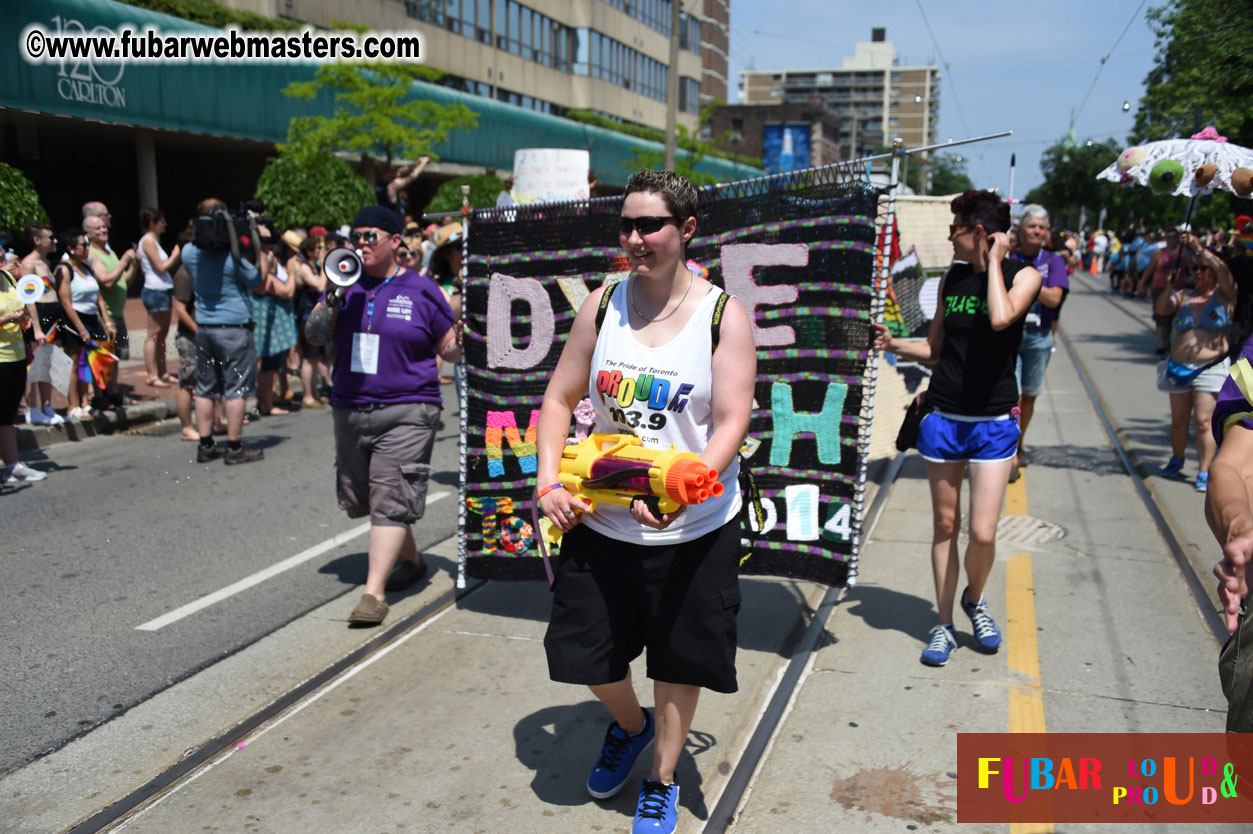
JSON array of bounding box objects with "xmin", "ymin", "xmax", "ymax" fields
[
  {"xmin": 738, "ymin": 28, "xmax": 939, "ymax": 171},
  {"xmin": 225, "ymin": 0, "xmax": 717, "ymax": 133}
]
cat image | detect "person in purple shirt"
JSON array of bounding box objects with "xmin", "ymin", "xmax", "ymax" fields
[
  {"xmin": 1206, "ymin": 333, "xmax": 1253, "ymax": 730},
  {"xmin": 1010, "ymin": 204, "xmax": 1069, "ymax": 476},
  {"xmin": 304, "ymin": 206, "xmax": 462, "ymax": 626}
]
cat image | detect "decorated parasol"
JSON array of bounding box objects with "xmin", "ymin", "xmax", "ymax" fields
[{"xmin": 1096, "ymin": 126, "xmax": 1253, "ymax": 200}]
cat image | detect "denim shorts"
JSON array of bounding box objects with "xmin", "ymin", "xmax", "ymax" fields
[
  {"xmin": 141, "ymin": 287, "xmax": 173, "ymax": 313},
  {"xmin": 194, "ymin": 326, "xmax": 257, "ymax": 400},
  {"xmin": 1015, "ymin": 329, "xmax": 1054, "ymax": 397},
  {"xmin": 917, "ymin": 411, "xmax": 1021, "ymax": 464}
]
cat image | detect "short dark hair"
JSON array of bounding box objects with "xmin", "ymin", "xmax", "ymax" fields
[
  {"xmin": 624, "ymin": 170, "xmax": 699, "ymax": 223},
  {"xmin": 950, "ymin": 189, "xmax": 1010, "ymax": 234},
  {"xmin": 139, "ymin": 207, "xmax": 165, "ymax": 229},
  {"xmin": 25, "ymin": 223, "xmax": 53, "ymax": 249},
  {"xmin": 60, "ymin": 227, "xmax": 87, "ymax": 257}
]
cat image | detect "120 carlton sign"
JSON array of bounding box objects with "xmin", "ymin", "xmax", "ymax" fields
[{"xmin": 48, "ymin": 15, "xmax": 127, "ymax": 109}]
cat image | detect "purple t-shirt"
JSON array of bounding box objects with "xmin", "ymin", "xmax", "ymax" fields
[
  {"xmin": 328, "ymin": 267, "xmax": 455, "ymax": 407},
  {"xmin": 1213, "ymin": 334, "xmax": 1253, "ymax": 446},
  {"xmin": 1011, "ymin": 249, "xmax": 1069, "ymax": 333}
]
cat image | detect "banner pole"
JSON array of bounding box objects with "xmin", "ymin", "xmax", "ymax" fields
[
  {"xmin": 851, "ymin": 138, "xmax": 903, "ymax": 584},
  {"xmin": 456, "ymin": 184, "xmax": 471, "ymax": 590}
]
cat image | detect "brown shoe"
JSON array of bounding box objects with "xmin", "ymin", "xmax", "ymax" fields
[
  {"xmin": 384, "ymin": 557, "xmax": 428, "ymax": 592},
  {"xmin": 347, "ymin": 593, "xmax": 388, "ymax": 626}
]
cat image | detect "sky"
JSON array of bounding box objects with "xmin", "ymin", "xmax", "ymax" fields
[{"xmin": 726, "ymin": 0, "xmax": 1162, "ymax": 198}]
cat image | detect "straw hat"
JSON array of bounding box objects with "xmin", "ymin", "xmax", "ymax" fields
[{"xmin": 281, "ymin": 229, "xmax": 306, "ymax": 251}]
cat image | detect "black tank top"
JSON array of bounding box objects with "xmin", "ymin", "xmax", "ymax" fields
[{"xmin": 928, "ymin": 258, "xmax": 1031, "ymax": 416}]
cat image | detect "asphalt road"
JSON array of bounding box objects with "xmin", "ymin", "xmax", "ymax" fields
[{"xmin": 0, "ymin": 397, "xmax": 462, "ymax": 775}]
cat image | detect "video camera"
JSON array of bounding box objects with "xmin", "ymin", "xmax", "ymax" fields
[{"xmin": 192, "ymin": 200, "xmax": 278, "ymax": 258}]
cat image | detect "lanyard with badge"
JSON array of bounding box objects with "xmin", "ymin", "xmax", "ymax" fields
[{"xmin": 351, "ymin": 267, "xmax": 400, "ymax": 375}]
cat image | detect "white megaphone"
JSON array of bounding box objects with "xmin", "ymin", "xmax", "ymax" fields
[
  {"xmin": 323, "ymin": 248, "xmax": 363, "ymax": 302},
  {"xmin": 16, "ymin": 273, "xmax": 46, "ymax": 305}
]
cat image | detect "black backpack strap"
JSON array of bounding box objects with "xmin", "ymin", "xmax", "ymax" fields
[
  {"xmin": 594, "ymin": 280, "xmax": 616, "ymax": 334},
  {"xmin": 710, "ymin": 290, "xmax": 730, "ymax": 352}
]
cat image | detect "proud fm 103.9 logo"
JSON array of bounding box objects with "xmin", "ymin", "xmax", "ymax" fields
[
  {"xmin": 957, "ymin": 733, "xmax": 1253, "ymax": 824},
  {"xmin": 47, "ymin": 15, "xmax": 127, "ymax": 109}
]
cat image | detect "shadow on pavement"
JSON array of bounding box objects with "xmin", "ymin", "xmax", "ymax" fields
[
  {"xmin": 1020, "ymin": 443, "xmax": 1128, "ymax": 476},
  {"xmin": 840, "ymin": 583, "xmax": 938, "ymax": 644},
  {"xmin": 513, "ymin": 700, "xmax": 709, "ymax": 820}
]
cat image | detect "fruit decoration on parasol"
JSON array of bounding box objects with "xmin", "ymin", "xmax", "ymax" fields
[{"xmin": 1096, "ymin": 126, "xmax": 1253, "ymax": 198}]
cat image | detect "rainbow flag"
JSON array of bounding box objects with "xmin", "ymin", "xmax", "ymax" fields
[{"xmin": 77, "ymin": 340, "xmax": 119, "ymax": 390}]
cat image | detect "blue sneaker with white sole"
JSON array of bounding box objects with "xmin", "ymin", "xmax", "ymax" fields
[
  {"xmin": 920, "ymin": 624, "xmax": 957, "ymax": 666},
  {"xmin": 632, "ymin": 780, "xmax": 679, "ymax": 834},
  {"xmin": 587, "ymin": 708, "xmax": 654, "ymax": 799},
  {"xmin": 961, "ymin": 587, "xmax": 1002, "ymax": 652}
]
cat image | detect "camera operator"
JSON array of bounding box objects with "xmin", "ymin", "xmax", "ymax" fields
[
  {"xmin": 304, "ymin": 206, "xmax": 461, "ymax": 626},
  {"xmin": 182, "ymin": 197, "xmax": 266, "ymax": 465}
]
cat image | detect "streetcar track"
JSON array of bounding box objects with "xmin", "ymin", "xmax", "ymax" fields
[
  {"xmin": 66, "ymin": 579, "xmax": 487, "ymax": 834},
  {"xmin": 1056, "ymin": 325, "xmax": 1227, "ymax": 644}
]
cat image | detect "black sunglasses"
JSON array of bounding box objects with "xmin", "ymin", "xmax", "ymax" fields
[
  {"xmin": 350, "ymin": 230, "xmax": 381, "ymax": 245},
  {"xmin": 619, "ymin": 216, "xmax": 677, "ymax": 236}
]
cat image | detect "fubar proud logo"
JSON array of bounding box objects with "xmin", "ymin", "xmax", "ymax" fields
[
  {"xmin": 49, "ymin": 15, "xmax": 127, "ymax": 109},
  {"xmin": 957, "ymin": 733, "xmax": 1253, "ymax": 823}
]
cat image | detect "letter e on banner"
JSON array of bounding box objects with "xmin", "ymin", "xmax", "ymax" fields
[
  {"xmin": 720, "ymin": 243, "xmax": 808, "ymax": 346},
  {"xmin": 487, "ymin": 273, "xmax": 555, "ymax": 369}
]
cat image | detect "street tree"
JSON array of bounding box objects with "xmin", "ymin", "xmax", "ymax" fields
[
  {"xmin": 625, "ymin": 101, "xmax": 738, "ymax": 185},
  {"xmin": 926, "ymin": 153, "xmax": 974, "ymax": 195},
  {"xmin": 255, "ymin": 149, "xmax": 375, "ymax": 230},
  {"xmin": 0, "ymin": 162, "xmax": 48, "ymax": 237},
  {"xmin": 1133, "ymin": 0, "xmax": 1253, "ymax": 145},
  {"xmin": 426, "ymin": 173, "xmax": 508, "ymax": 214},
  {"xmin": 280, "ymin": 21, "xmax": 477, "ymax": 170}
]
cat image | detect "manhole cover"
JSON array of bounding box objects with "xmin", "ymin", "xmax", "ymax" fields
[{"xmin": 959, "ymin": 514, "xmax": 1066, "ymax": 545}]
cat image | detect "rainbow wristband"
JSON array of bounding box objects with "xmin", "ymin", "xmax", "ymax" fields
[{"xmin": 535, "ymin": 482, "xmax": 565, "ymax": 499}]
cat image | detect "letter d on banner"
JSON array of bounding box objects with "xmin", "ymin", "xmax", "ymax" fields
[{"xmin": 487, "ymin": 273, "xmax": 555, "ymax": 369}]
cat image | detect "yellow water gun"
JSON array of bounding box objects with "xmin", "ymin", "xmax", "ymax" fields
[{"xmin": 559, "ymin": 433, "xmax": 723, "ymax": 516}]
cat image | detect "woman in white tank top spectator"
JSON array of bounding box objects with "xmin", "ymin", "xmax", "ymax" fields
[
  {"xmin": 55, "ymin": 229, "xmax": 115, "ymax": 420},
  {"xmin": 138, "ymin": 207, "xmax": 181, "ymax": 387},
  {"xmin": 535, "ymin": 171, "xmax": 756, "ymax": 834}
]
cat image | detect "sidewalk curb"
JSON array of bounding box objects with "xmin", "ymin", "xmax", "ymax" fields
[{"xmin": 17, "ymin": 399, "xmax": 177, "ymax": 452}]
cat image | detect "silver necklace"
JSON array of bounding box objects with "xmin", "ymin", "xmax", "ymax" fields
[{"xmin": 630, "ymin": 270, "xmax": 692, "ymax": 323}]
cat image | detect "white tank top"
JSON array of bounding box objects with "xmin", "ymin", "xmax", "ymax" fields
[
  {"xmin": 140, "ymin": 231, "xmax": 173, "ymax": 291},
  {"xmin": 581, "ymin": 279, "xmax": 741, "ymax": 545},
  {"xmin": 66, "ymin": 263, "xmax": 100, "ymax": 315}
]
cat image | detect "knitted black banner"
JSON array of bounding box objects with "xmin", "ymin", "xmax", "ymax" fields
[{"xmin": 461, "ymin": 167, "xmax": 879, "ymax": 587}]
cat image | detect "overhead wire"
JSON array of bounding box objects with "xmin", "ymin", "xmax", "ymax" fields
[
  {"xmin": 1071, "ymin": 0, "xmax": 1149, "ymax": 129},
  {"xmin": 914, "ymin": 0, "xmax": 971, "ymax": 139}
]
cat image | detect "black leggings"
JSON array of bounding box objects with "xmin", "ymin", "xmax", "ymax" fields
[{"xmin": 0, "ymin": 360, "xmax": 27, "ymax": 426}]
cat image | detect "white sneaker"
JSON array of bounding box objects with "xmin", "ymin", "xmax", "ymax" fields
[
  {"xmin": 7, "ymin": 462, "xmax": 46, "ymax": 482},
  {"xmin": 28, "ymin": 408, "xmax": 51, "ymax": 426},
  {"xmin": 67, "ymin": 407, "xmax": 89, "ymax": 421}
]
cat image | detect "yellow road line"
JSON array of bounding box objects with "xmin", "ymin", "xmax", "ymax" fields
[{"xmin": 1004, "ymin": 469, "xmax": 1052, "ymax": 834}]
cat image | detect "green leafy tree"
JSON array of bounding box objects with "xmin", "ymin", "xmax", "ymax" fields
[
  {"xmin": 254, "ymin": 149, "xmax": 374, "ymax": 229},
  {"xmin": 0, "ymin": 163, "xmax": 49, "ymax": 237},
  {"xmin": 1134, "ymin": 0, "xmax": 1253, "ymax": 145},
  {"xmin": 926, "ymin": 153, "xmax": 975, "ymax": 195},
  {"xmin": 281, "ymin": 21, "xmax": 477, "ymax": 169},
  {"xmin": 624, "ymin": 101, "xmax": 744, "ymax": 185},
  {"xmin": 425, "ymin": 174, "xmax": 507, "ymax": 214}
]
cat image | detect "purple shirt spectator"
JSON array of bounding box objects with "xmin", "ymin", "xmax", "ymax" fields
[
  {"xmin": 327, "ymin": 267, "xmax": 455, "ymax": 407},
  {"xmin": 1012, "ymin": 248, "xmax": 1069, "ymax": 333},
  {"xmin": 1213, "ymin": 334, "xmax": 1253, "ymax": 446}
]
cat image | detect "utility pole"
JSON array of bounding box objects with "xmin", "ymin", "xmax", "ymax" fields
[{"xmin": 664, "ymin": 0, "xmax": 682, "ymax": 170}]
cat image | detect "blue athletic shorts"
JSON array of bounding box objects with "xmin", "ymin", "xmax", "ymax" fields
[{"xmin": 917, "ymin": 411, "xmax": 1020, "ymax": 463}]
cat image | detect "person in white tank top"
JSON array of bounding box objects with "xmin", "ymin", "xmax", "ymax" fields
[
  {"xmin": 137, "ymin": 207, "xmax": 182, "ymax": 388},
  {"xmin": 535, "ymin": 171, "xmax": 756, "ymax": 833}
]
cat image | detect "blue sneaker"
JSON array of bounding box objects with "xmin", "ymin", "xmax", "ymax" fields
[
  {"xmin": 632, "ymin": 780, "xmax": 679, "ymax": 834},
  {"xmin": 1196, "ymin": 471, "xmax": 1209, "ymax": 492},
  {"xmin": 961, "ymin": 587, "xmax": 1002, "ymax": 652},
  {"xmin": 920, "ymin": 624, "xmax": 957, "ymax": 666},
  {"xmin": 1161, "ymin": 457, "xmax": 1185, "ymax": 476},
  {"xmin": 587, "ymin": 708, "xmax": 654, "ymax": 799}
]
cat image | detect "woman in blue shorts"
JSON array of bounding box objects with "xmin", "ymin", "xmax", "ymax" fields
[{"xmin": 872, "ymin": 190, "xmax": 1041, "ymax": 667}]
